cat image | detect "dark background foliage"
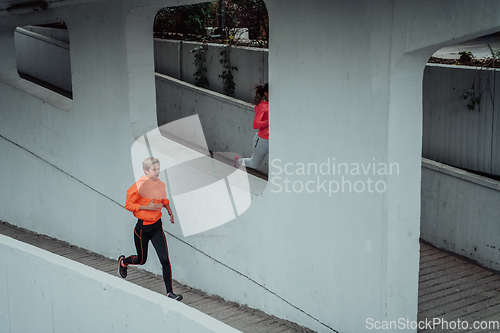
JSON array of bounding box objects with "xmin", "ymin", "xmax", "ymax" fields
[{"xmin": 153, "ymin": 0, "xmax": 268, "ymax": 47}]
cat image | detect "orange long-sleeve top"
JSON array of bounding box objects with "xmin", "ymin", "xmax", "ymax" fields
[
  {"xmin": 253, "ymin": 101, "xmax": 269, "ymax": 140},
  {"xmin": 125, "ymin": 175, "xmax": 170, "ymax": 225}
]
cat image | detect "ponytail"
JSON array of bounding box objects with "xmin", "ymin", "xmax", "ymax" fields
[{"xmin": 253, "ymin": 82, "xmax": 269, "ymax": 105}]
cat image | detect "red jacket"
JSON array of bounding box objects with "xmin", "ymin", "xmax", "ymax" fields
[
  {"xmin": 125, "ymin": 175, "xmax": 170, "ymax": 225},
  {"xmin": 253, "ymin": 101, "xmax": 269, "ymax": 140}
]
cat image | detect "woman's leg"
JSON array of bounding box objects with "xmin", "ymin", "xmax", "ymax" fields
[
  {"xmin": 123, "ymin": 224, "xmax": 149, "ymax": 265},
  {"xmin": 150, "ymin": 226, "xmax": 173, "ymax": 294},
  {"xmin": 238, "ymin": 134, "xmax": 269, "ymax": 169}
]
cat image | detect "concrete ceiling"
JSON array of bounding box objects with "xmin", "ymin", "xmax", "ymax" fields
[
  {"xmin": 0, "ymin": 0, "xmax": 151, "ymax": 28},
  {"xmin": 0, "ymin": 0, "xmax": 200, "ymax": 25},
  {"xmin": 0, "ymin": 0, "xmax": 106, "ymax": 27},
  {"xmin": 0, "ymin": 0, "xmax": 90, "ymax": 14}
]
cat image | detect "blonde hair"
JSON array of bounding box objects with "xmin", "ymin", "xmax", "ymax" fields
[{"xmin": 142, "ymin": 157, "xmax": 160, "ymax": 171}]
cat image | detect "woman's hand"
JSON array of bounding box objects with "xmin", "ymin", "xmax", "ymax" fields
[{"xmin": 164, "ymin": 203, "xmax": 175, "ymax": 223}]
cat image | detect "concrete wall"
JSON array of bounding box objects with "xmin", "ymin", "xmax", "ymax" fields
[
  {"xmin": 11, "ymin": 29, "xmax": 269, "ymax": 173},
  {"xmin": 17, "ymin": 31, "xmax": 500, "ymax": 178},
  {"xmin": 156, "ymin": 74, "xmax": 268, "ymax": 174},
  {"xmin": 0, "ymin": 0, "xmax": 162, "ymax": 301},
  {"xmin": 423, "ymin": 64, "xmax": 500, "ymax": 176},
  {"xmin": 3, "ymin": 1, "xmax": 500, "ymax": 333},
  {"xmin": 421, "ymin": 158, "xmax": 500, "ymax": 272},
  {"xmin": 13, "ymin": 28, "xmax": 269, "ymax": 104},
  {"xmin": 154, "ymin": 39, "xmax": 268, "ymax": 103},
  {"xmin": 14, "ymin": 26, "xmax": 72, "ymax": 93},
  {"xmin": 0, "ymin": 234, "xmax": 241, "ymax": 333}
]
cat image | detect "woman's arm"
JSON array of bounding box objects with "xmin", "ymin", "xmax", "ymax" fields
[
  {"xmin": 126, "ymin": 185, "xmax": 162, "ymax": 212},
  {"xmin": 140, "ymin": 199, "xmax": 163, "ymax": 211},
  {"xmin": 163, "ymin": 203, "xmax": 174, "ymax": 223},
  {"xmin": 125, "ymin": 185, "xmax": 141, "ymax": 212}
]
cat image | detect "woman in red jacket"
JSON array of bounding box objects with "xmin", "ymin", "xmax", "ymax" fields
[{"xmin": 233, "ymin": 82, "xmax": 269, "ymax": 169}]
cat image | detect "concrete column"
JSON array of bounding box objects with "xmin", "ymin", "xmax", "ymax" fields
[
  {"xmin": 0, "ymin": 29, "xmax": 18, "ymax": 79},
  {"xmin": 125, "ymin": 5, "xmax": 163, "ymax": 140},
  {"xmin": 265, "ymin": 2, "xmax": 401, "ymax": 330},
  {"xmin": 259, "ymin": 0, "xmax": 500, "ymax": 331}
]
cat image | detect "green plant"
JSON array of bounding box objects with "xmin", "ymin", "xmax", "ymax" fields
[
  {"xmin": 184, "ymin": 3, "xmax": 214, "ymax": 36},
  {"xmin": 153, "ymin": 3, "xmax": 217, "ymax": 38},
  {"xmin": 461, "ymin": 46, "xmax": 498, "ymax": 112},
  {"xmin": 219, "ymin": 35, "xmax": 238, "ymax": 97},
  {"xmin": 191, "ymin": 38, "xmax": 210, "ymax": 88},
  {"xmin": 462, "ymin": 86, "xmax": 481, "ymax": 111},
  {"xmin": 458, "ymin": 51, "xmax": 473, "ymax": 64},
  {"xmin": 487, "ymin": 44, "xmax": 500, "ymax": 67}
]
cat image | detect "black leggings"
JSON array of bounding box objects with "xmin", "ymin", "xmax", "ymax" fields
[{"xmin": 123, "ymin": 219, "xmax": 173, "ymax": 294}]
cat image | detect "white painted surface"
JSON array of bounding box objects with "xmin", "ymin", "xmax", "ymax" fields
[
  {"xmin": 0, "ymin": 234, "xmax": 241, "ymax": 333},
  {"xmin": 2, "ymin": 1, "xmax": 500, "ymax": 332},
  {"xmin": 421, "ymin": 158, "xmax": 500, "ymax": 271}
]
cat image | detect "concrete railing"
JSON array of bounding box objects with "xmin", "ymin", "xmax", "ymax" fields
[
  {"xmin": 423, "ymin": 64, "xmax": 500, "ymax": 177},
  {"xmin": 421, "ymin": 158, "xmax": 500, "ymax": 272},
  {"xmin": 21, "ymin": 25, "xmax": 70, "ymax": 44},
  {"xmin": 155, "ymin": 73, "xmax": 269, "ymax": 174},
  {"xmin": 154, "ymin": 39, "xmax": 268, "ymax": 103},
  {"xmin": 14, "ymin": 27, "xmax": 72, "ymax": 93},
  {"xmin": 0, "ymin": 234, "xmax": 241, "ymax": 333},
  {"xmin": 14, "ymin": 29, "xmax": 269, "ymax": 104}
]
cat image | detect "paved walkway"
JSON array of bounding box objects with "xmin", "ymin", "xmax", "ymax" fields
[
  {"xmin": 2, "ymin": 221, "xmax": 500, "ymax": 332},
  {"xmin": 418, "ymin": 242, "xmax": 500, "ymax": 332}
]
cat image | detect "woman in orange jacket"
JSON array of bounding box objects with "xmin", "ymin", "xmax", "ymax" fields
[{"xmin": 118, "ymin": 157, "xmax": 182, "ymax": 301}]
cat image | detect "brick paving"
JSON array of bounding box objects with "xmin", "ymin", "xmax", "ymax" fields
[
  {"xmin": 2, "ymin": 221, "xmax": 500, "ymax": 333},
  {"xmin": 418, "ymin": 242, "xmax": 500, "ymax": 332}
]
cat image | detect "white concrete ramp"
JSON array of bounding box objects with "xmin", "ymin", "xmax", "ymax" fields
[
  {"xmin": 0, "ymin": 232, "xmax": 240, "ymax": 333},
  {"xmin": 0, "ymin": 222, "xmax": 316, "ymax": 333}
]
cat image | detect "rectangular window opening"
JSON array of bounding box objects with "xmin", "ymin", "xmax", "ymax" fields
[{"xmin": 14, "ymin": 22, "xmax": 73, "ymax": 103}]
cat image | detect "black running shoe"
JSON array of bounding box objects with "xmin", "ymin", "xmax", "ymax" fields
[
  {"xmin": 167, "ymin": 293, "xmax": 183, "ymax": 301},
  {"xmin": 118, "ymin": 255, "xmax": 128, "ymax": 278}
]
